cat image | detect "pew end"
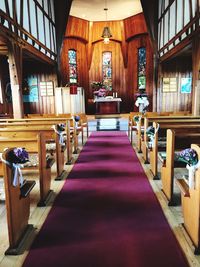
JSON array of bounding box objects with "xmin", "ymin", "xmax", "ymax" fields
[
  {"xmin": 2, "ymin": 148, "xmax": 36, "ymax": 255},
  {"xmin": 176, "ymin": 144, "xmax": 200, "ymax": 254}
]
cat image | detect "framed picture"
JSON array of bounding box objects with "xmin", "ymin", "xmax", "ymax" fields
[
  {"xmin": 181, "ymin": 77, "xmax": 192, "ymax": 93},
  {"xmin": 162, "ymin": 77, "xmax": 177, "ymax": 92},
  {"xmin": 40, "ymin": 81, "xmax": 54, "ymax": 96},
  {"xmin": 46, "ymin": 81, "xmax": 54, "ymax": 96},
  {"xmin": 40, "ymin": 81, "xmax": 47, "ymax": 96}
]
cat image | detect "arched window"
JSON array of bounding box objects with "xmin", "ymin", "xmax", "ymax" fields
[
  {"xmin": 102, "ymin": 51, "xmax": 112, "ymax": 90},
  {"xmin": 68, "ymin": 49, "xmax": 78, "ymax": 83},
  {"xmin": 138, "ymin": 47, "xmax": 146, "ymax": 90}
]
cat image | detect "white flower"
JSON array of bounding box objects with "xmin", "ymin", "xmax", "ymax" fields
[{"xmin": 135, "ymin": 96, "xmax": 149, "ymax": 107}]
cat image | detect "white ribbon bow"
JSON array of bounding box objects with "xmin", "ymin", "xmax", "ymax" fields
[
  {"xmin": 12, "ymin": 163, "xmax": 24, "ymax": 187},
  {"xmin": 186, "ymin": 160, "xmax": 200, "ymax": 189},
  {"xmin": 147, "ymin": 124, "xmax": 160, "ymax": 149},
  {"xmin": 1, "ymin": 156, "xmax": 24, "ymax": 187},
  {"xmin": 52, "ymin": 125, "xmax": 65, "ymax": 146}
]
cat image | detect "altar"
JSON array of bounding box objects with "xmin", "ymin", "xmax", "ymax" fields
[{"xmin": 94, "ymin": 97, "xmax": 122, "ymax": 117}]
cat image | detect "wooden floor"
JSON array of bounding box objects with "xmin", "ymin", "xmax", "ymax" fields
[{"xmin": 0, "ymin": 115, "xmax": 200, "ymax": 267}]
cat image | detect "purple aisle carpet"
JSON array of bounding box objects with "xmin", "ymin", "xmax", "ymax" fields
[{"xmin": 23, "ymin": 131, "xmax": 189, "ymax": 267}]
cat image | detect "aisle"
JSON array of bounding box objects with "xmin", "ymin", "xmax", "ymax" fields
[{"xmin": 23, "ymin": 131, "xmax": 189, "ymax": 267}]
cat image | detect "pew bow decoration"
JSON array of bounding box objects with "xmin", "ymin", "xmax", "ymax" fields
[
  {"xmin": 1, "ymin": 148, "xmax": 29, "ymax": 187},
  {"xmin": 74, "ymin": 115, "xmax": 80, "ymax": 122},
  {"xmin": 133, "ymin": 115, "xmax": 142, "ymax": 130},
  {"xmin": 146, "ymin": 124, "xmax": 160, "ymax": 148},
  {"xmin": 177, "ymin": 148, "xmax": 200, "ymax": 189},
  {"xmin": 74, "ymin": 115, "xmax": 80, "ymax": 129},
  {"xmin": 52, "ymin": 124, "xmax": 66, "ymax": 145}
]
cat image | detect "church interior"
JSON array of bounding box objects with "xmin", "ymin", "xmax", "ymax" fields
[{"xmin": 0, "ymin": 0, "xmax": 199, "ymax": 266}]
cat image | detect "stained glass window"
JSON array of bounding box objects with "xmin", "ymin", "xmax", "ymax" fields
[
  {"xmin": 102, "ymin": 52, "xmax": 112, "ymax": 90},
  {"xmin": 68, "ymin": 49, "xmax": 78, "ymax": 83},
  {"xmin": 138, "ymin": 47, "xmax": 146, "ymax": 90}
]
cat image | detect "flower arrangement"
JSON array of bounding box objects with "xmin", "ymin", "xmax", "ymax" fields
[
  {"xmin": 74, "ymin": 115, "xmax": 80, "ymax": 122},
  {"xmin": 91, "ymin": 81, "xmax": 108, "ymax": 98},
  {"xmin": 177, "ymin": 148, "xmax": 200, "ymax": 189},
  {"xmin": 2, "ymin": 148, "xmax": 30, "ymax": 187},
  {"xmin": 145, "ymin": 125, "xmax": 159, "ymax": 148},
  {"xmin": 146, "ymin": 126, "xmax": 155, "ymax": 136},
  {"xmin": 177, "ymin": 148, "xmax": 198, "ymax": 166},
  {"xmin": 135, "ymin": 92, "xmax": 149, "ymax": 114},
  {"xmin": 56, "ymin": 123, "xmax": 65, "ymax": 132},
  {"xmin": 133, "ymin": 115, "xmax": 141, "ymax": 123},
  {"xmin": 7, "ymin": 147, "xmax": 29, "ymax": 164},
  {"xmin": 52, "ymin": 124, "xmax": 66, "ymax": 145}
]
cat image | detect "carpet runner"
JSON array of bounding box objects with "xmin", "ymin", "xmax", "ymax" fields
[{"xmin": 23, "ymin": 131, "xmax": 189, "ymax": 267}]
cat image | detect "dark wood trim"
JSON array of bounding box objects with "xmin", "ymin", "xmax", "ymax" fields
[
  {"xmin": 12, "ymin": 0, "xmax": 18, "ymax": 35},
  {"xmin": 182, "ymin": 0, "xmax": 185, "ymax": 29},
  {"xmin": 158, "ymin": 0, "xmax": 175, "ymax": 21},
  {"xmin": 64, "ymin": 36, "xmax": 88, "ymax": 44},
  {"xmin": 168, "ymin": 5, "xmax": 170, "ymax": 52},
  {"xmin": 4, "ymin": 0, "xmax": 12, "ymax": 31},
  {"xmin": 48, "ymin": 2, "xmax": 52, "ymax": 51},
  {"xmin": 35, "ymin": 2, "xmax": 39, "ymax": 40},
  {"xmin": 159, "ymin": 16, "xmax": 198, "ymax": 53},
  {"xmin": 175, "ymin": 0, "xmax": 177, "ymax": 40},
  {"xmin": 20, "ymin": 0, "xmax": 23, "ymax": 28},
  {"xmin": 27, "ymin": 0, "xmax": 31, "ymax": 34},
  {"xmin": 0, "ymin": 10, "xmax": 56, "ymax": 58},
  {"xmin": 33, "ymin": 0, "xmax": 55, "ymax": 26},
  {"xmin": 189, "ymin": 0, "xmax": 193, "ymax": 20},
  {"xmin": 159, "ymin": 26, "xmax": 200, "ymax": 62},
  {"xmin": 42, "ymin": 5, "xmax": 47, "ymax": 47},
  {"xmin": 126, "ymin": 33, "xmax": 149, "ymax": 43}
]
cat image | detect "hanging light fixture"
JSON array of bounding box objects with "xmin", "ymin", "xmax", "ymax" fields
[{"xmin": 101, "ymin": 0, "xmax": 112, "ymax": 44}]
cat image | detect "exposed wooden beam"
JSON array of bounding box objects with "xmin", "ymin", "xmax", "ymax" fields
[
  {"xmin": 140, "ymin": 0, "xmax": 159, "ymax": 54},
  {"xmin": 7, "ymin": 41, "xmax": 24, "ymax": 118},
  {"xmin": 54, "ymin": 0, "xmax": 72, "ymax": 86}
]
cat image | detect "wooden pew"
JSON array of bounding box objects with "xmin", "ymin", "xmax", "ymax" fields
[
  {"xmin": 2, "ymin": 147, "xmax": 36, "ymax": 255},
  {"xmin": 141, "ymin": 117, "xmax": 200, "ymax": 162},
  {"xmin": 0, "ymin": 118, "xmax": 75, "ymax": 165},
  {"xmin": 176, "ymin": 144, "xmax": 200, "ymax": 255},
  {"xmin": 76, "ymin": 113, "xmax": 89, "ymax": 143},
  {"xmin": 135, "ymin": 113, "xmax": 194, "ymax": 153},
  {"xmin": 161, "ymin": 129, "xmax": 200, "ymax": 205},
  {"xmin": 0, "ymin": 125, "xmax": 70, "ymax": 177},
  {"xmin": 0, "ymin": 133, "xmax": 55, "ymax": 206},
  {"xmin": 149, "ymin": 122, "xmax": 200, "ymax": 179},
  {"xmin": 128, "ymin": 112, "xmax": 142, "ymax": 144},
  {"xmin": 26, "ymin": 113, "xmax": 85, "ymax": 146}
]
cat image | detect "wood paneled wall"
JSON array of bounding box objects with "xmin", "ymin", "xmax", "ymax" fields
[
  {"xmin": 89, "ymin": 41, "xmax": 127, "ymax": 111},
  {"xmin": 66, "ymin": 16, "xmax": 89, "ymax": 42},
  {"xmin": 0, "ymin": 56, "xmax": 58, "ymax": 116},
  {"xmin": 124, "ymin": 13, "xmax": 148, "ymax": 41},
  {"xmin": 158, "ymin": 56, "xmax": 192, "ymax": 112},
  {"xmin": 0, "ymin": 56, "xmax": 13, "ymax": 115},
  {"xmin": 192, "ymin": 35, "xmax": 200, "ymax": 115},
  {"xmin": 60, "ymin": 14, "xmax": 154, "ymax": 114},
  {"xmin": 23, "ymin": 62, "xmax": 58, "ymax": 115},
  {"xmin": 127, "ymin": 35, "xmax": 153, "ymax": 112},
  {"xmin": 60, "ymin": 38, "xmax": 89, "ymax": 106},
  {"xmin": 91, "ymin": 21, "xmax": 123, "ymax": 42}
]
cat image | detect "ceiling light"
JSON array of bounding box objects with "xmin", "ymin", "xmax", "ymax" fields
[{"xmin": 101, "ymin": 1, "xmax": 112, "ymax": 44}]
